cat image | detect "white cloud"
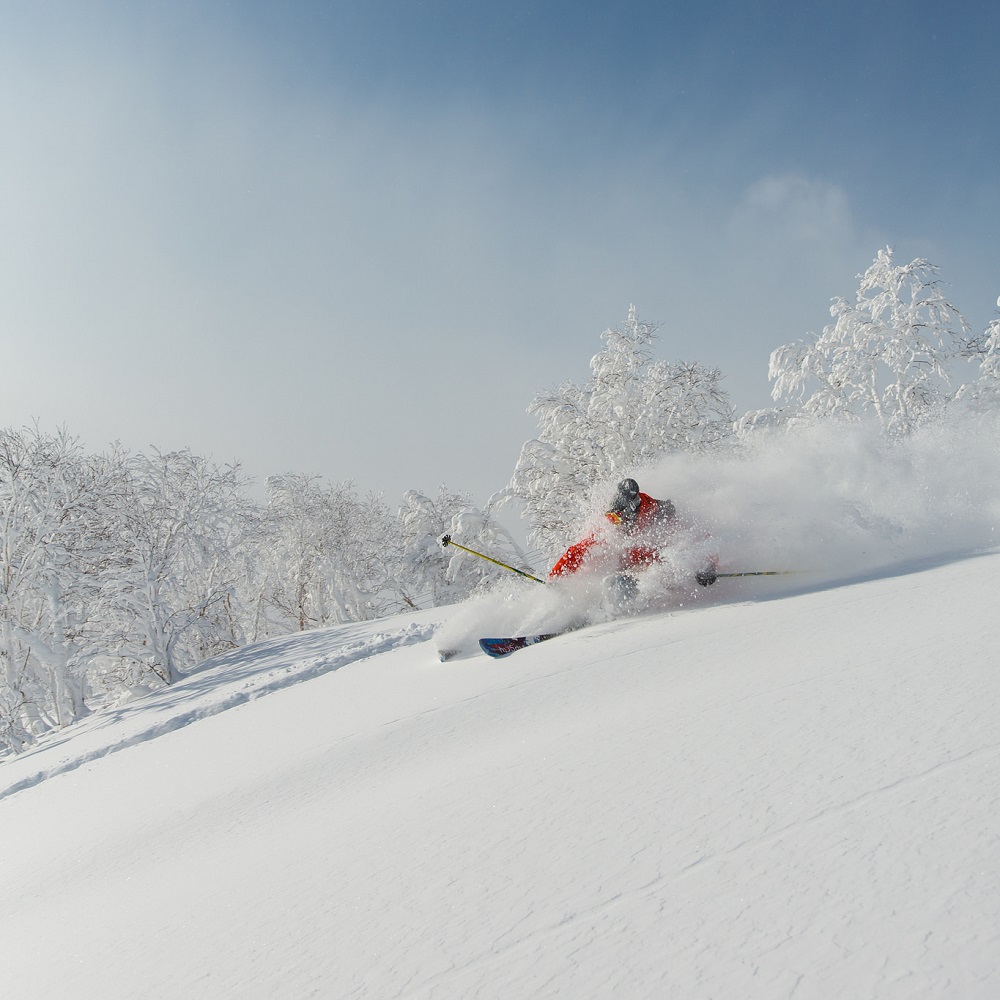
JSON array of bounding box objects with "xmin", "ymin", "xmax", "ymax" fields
[{"xmin": 732, "ymin": 173, "xmax": 856, "ymax": 245}]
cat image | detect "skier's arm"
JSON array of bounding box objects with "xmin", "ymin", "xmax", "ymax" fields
[{"xmin": 549, "ymin": 535, "xmax": 600, "ymax": 578}]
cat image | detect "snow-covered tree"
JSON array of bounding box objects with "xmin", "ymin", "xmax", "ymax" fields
[
  {"xmin": 97, "ymin": 449, "xmax": 252, "ymax": 688},
  {"xmin": 397, "ymin": 488, "xmax": 531, "ymax": 605},
  {"xmin": 254, "ymin": 475, "xmax": 398, "ymax": 633},
  {"xmin": 396, "ymin": 487, "xmax": 473, "ymax": 608},
  {"xmin": 0, "ymin": 426, "xmax": 119, "ymax": 751},
  {"xmin": 507, "ymin": 306, "xmax": 734, "ymax": 552},
  {"xmin": 767, "ymin": 247, "xmax": 971, "ymax": 436},
  {"xmin": 2, "ymin": 420, "xmax": 537, "ymax": 753},
  {"xmin": 443, "ymin": 503, "xmax": 533, "ymax": 593},
  {"xmin": 954, "ymin": 298, "xmax": 1000, "ymax": 412}
]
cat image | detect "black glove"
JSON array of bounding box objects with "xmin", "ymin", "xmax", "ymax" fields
[{"xmin": 696, "ymin": 568, "xmax": 717, "ymax": 587}]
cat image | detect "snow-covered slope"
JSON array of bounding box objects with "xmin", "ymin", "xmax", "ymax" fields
[{"xmin": 3, "ymin": 554, "xmax": 999, "ymax": 999}]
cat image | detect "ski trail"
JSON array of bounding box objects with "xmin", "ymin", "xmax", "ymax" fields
[{"xmin": 0, "ymin": 622, "xmax": 436, "ymax": 801}]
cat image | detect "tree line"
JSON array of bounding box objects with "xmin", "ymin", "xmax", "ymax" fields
[{"xmin": 0, "ymin": 433, "xmax": 521, "ymax": 753}]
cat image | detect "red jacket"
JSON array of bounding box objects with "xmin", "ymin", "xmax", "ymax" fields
[{"xmin": 549, "ymin": 493, "xmax": 673, "ymax": 578}]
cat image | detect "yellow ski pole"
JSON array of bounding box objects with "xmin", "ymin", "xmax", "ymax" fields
[
  {"xmin": 716, "ymin": 570, "xmax": 798, "ymax": 578},
  {"xmin": 439, "ymin": 534, "xmax": 546, "ymax": 584}
]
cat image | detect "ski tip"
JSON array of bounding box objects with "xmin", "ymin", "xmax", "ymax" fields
[
  {"xmin": 479, "ymin": 634, "xmax": 560, "ymax": 658},
  {"xmin": 479, "ymin": 637, "xmax": 517, "ymax": 658}
]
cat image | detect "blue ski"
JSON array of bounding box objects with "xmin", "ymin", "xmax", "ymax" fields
[{"xmin": 479, "ymin": 634, "xmax": 559, "ymax": 658}]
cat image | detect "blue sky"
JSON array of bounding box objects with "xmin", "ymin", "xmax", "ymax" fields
[{"xmin": 2, "ymin": 0, "xmax": 997, "ymax": 510}]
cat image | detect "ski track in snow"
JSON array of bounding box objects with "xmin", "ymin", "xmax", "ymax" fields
[{"xmin": 0, "ymin": 620, "xmax": 437, "ymax": 801}]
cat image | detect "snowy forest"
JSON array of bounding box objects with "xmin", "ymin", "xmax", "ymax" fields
[{"xmin": 3, "ymin": 247, "xmax": 1000, "ymax": 754}]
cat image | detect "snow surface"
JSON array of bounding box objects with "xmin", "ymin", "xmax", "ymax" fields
[{"xmin": 2, "ymin": 552, "xmax": 999, "ymax": 998}]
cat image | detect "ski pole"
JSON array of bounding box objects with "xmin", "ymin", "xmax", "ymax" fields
[
  {"xmin": 439, "ymin": 535, "xmax": 546, "ymax": 584},
  {"xmin": 716, "ymin": 570, "xmax": 798, "ymax": 578}
]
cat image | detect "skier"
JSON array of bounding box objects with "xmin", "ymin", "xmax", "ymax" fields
[{"xmin": 548, "ymin": 478, "xmax": 718, "ymax": 601}]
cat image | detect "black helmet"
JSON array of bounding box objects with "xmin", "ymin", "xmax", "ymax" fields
[{"xmin": 609, "ymin": 478, "xmax": 641, "ymax": 517}]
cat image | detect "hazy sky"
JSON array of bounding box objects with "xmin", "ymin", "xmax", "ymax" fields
[{"xmin": 3, "ymin": 1, "xmax": 997, "ymax": 509}]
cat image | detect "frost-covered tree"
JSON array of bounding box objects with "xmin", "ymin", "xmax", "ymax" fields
[
  {"xmin": 0, "ymin": 426, "xmax": 122, "ymax": 751},
  {"xmin": 766, "ymin": 247, "xmax": 971, "ymax": 435},
  {"xmin": 396, "ymin": 487, "xmax": 473, "ymax": 608},
  {"xmin": 3, "ymin": 419, "xmax": 538, "ymax": 753},
  {"xmin": 397, "ymin": 488, "xmax": 531, "ymax": 605},
  {"xmin": 954, "ymin": 299, "xmax": 1000, "ymax": 412},
  {"xmin": 442, "ymin": 503, "xmax": 532, "ymax": 593},
  {"xmin": 1, "ymin": 427, "xmax": 79, "ymax": 748},
  {"xmin": 254, "ymin": 475, "xmax": 398, "ymax": 633},
  {"xmin": 506, "ymin": 305, "xmax": 734, "ymax": 552},
  {"xmin": 97, "ymin": 449, "xmax": 252, "ymax": 688}
]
